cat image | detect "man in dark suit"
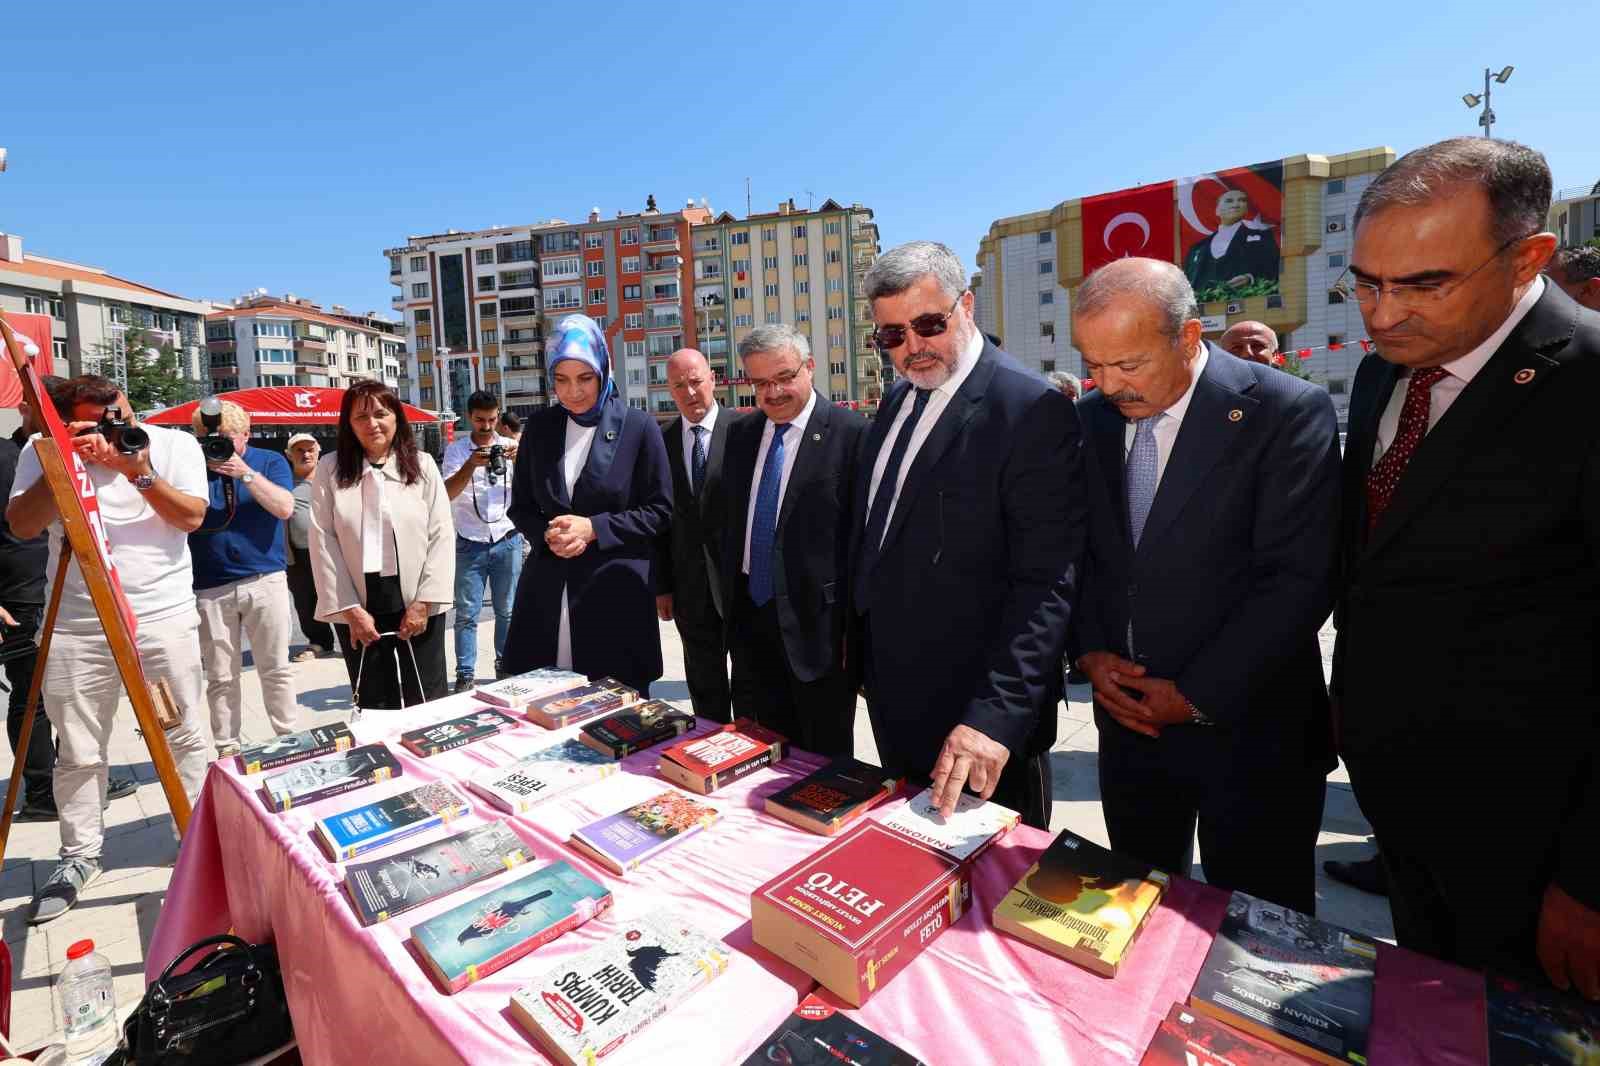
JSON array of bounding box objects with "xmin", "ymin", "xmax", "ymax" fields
[
  {"xmin": 722, "ymin": 324, "xmax": 865, "ymax": 755},
  {"xmin": 1334, "ymin": 137, "xmax": 1600, "ymax": 998},
  {"xmin": 1071, "ymin": 257, "xmax": 1340, "ymax": 915},
  {"xmin": 654, "ymin": 348, "xmax": 733, "ymax": 723},
  {"xmin": 852, "ymin": 241, "xmax": 1085, "ymax": 830}
]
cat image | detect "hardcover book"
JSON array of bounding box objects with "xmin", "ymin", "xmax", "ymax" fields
[
  {"xmin": 509, "ymin": 910, "xmax": 731, "ymax": 1066},
  {"xmin": 739, "ymin": 992, "xmax": 927, "ymax": 1065},
  {"xmin": 411, "ymin": 860, "xmax": 612, "ymax": 994},
  {"xmin": 399, "ymin": 709, "xmax": 521, "ymax": 757},
  {"xmin": 568, "ymin": 789, "xmax": 720, "ymax": 875},
  {"xmin": 1189, "ymin": 892, "xmax": 1377, "ymax": 1066},
  {"xmin": 344, "ymin": 822, "xmax": 532, "ymax": 926},
  {"xmin": 656, "ymin": 718, "xmax": 787, "ymax": 795},
  {"xmin": 312, "ymin": 782, "xmax": 471, "ymax": 861},
  {"xmin": 992, "ymin": 828, "xmax": 1169, "ymax": 977},
  {"xmin": 467, "ymin": 738, "xmax": 619, "ymax": 814},
  {"xmin": 578, "ymin": 699, "xmax": 695, "ymax": 758},
  {"xmin": 765, "ymin": 757, "xmax": 900, "ymax": 836},
  {"xmin": 475, "ymin": 668, "xmax": 588, "ymax": 711},
  {"xmin": 1139, "ymin": 1003, "xmax": 1317, "ymax": 1065},
  {"xmin": 751, "ymin": 820, "xmax": 971, "ymax": 1006},
  {"xmin": 876, "ymin": 787, "xmax": 1019, "ymax": 862},
  {"xmin": 235, "ymin": 722, "xmax": 354, "ymax": 775},
  {"xmin": 526, "ymin": 679, "xmax": 641, "ymax": 730},
  {"xmin": 1486, "ymin": 973, "xmax": 1600, "ymax": 1066},
  {"xmin": 260, "ymin": 744, "xmax": 400, "ymax": 812}
]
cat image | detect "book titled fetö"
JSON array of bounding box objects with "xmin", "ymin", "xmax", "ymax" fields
[
  {"xmin": 765, "ymin": 757, "xmax": 900, "ymax": 836},
  {"xmin": 235, "ymin": 722, "xmax": 354, "ymax": 774},
  {"xmin": 399, "ymin": 709, "xmax": 521, "ymax": 757},
  {"xmin": 578, "ymin": 699, "xmax": 695, "ymax": 759},
  {"xmin": 1139, "ymin": 1003, "xmax": 1318, "ymax": 1065},
  {"xmin": 344, "ymin": 822, "xmax": 532, "ymax": 926},
  {"xmin": 875, "ymin": 787, "xmax": 1018, "ymax": 863},
  {"xmin": 260, "ymin": 744, "xmax": 400, "ymax": 812},
  {"xmin": 992, "ymin": 829, "xmax": 1169, "ymax": 977},
  {"xmin": 656, "ymin": 718, "xmax": 787, "ymax": 795},
  {"xmin": 509, "ymin": 910, "xmax": 731, "ymax": 1066},
  {"xmin": 739, "ymin": 991, "xmax": 928, "ymax": 1065},
  {"xmin": 312, "ymin": 782, "xmax": 471, "ymax": 861},
  {"xmin": 410, "ymin": 860, "xmax": 612, "ymax": 994},
  {"xmin": 467, "ymin": 737, "xmax": 619, "ymax": 814},
  {"xmin": 475, "ymin": 669, "xmax": 588, "ymax": 711},
  {"xmin": 526, "ymin": 679, "xmax": 641, "ymax": 730},
  {"xmin": 751, "ymin": 820, "xmax": 970, "ymax": 1007},
  {"xmin": 568, "ymin": 789, "xmax": 719, "ymax": 875}
]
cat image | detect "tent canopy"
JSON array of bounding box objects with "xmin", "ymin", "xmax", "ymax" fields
[{"xmin": 144, "ymin": 386, "xmax": 441, "ymax": 426}]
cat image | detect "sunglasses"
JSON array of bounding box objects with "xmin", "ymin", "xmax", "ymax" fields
[{"xmin": 869, "ymin": 293, "xmax": 964, "ymax": 351}]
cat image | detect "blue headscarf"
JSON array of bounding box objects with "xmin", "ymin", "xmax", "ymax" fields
[{"xmin": 547, "ymin": 315, "xmax": 614, "ymax": 428}]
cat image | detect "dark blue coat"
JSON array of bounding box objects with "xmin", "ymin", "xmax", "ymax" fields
[{"xmin": 503, "ymin": 397, "xmax": 672, "ymax": 693}]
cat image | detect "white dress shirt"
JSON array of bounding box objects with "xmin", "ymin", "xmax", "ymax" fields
[
  {"xmin": 441, "ymin": 433, "xmax": 517, "ymax": 543},
  {"xmin": 680, "ymin": 402, "xmax": 720, "ymax": 487},
  {"xmin": 742, "ymin": 389, "xmax": 818, "ymax": 574},
  {"xmin": 556, "ymin": 417, "xmax": 599, "ymax": 671},
  {"xmin": 1210, "ymin": 221, "xmax": 1243, "ymax": 260},
  {"xmin": 864, "ymin": 327, "xmax": 985, "ymax": 547},
  {"xmin": 1374, "ymin": 276, "xmax": 1544, "ymax": 462},
  {"xmin": 1122, "ymin": 344, "xmax": 1208, "ymax": 489},
  {"xmin": 359, "ymin": 459, "xmax": 399, "ymax": 577}
]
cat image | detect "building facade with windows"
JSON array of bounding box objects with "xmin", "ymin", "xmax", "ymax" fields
[
  {"xmin": 973, "ymin": 147, "xmax": 1394, "ymax": 428},
  {"xmin": 205, "ymin": 294, "xmax": 402, "ymax": 394},
  {"xmin": 1550, "ymin": 180, "xmax": 1600, "ymax": 249}
]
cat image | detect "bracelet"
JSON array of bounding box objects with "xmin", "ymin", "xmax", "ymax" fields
[{"xmin": 1185, "ymin": 698, "xmax": 1213, "ymax": 726}]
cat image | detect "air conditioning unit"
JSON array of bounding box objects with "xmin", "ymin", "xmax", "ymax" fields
[
  {"xmin": 1327, "ymin": 219, "xmax": 1347, "ymax": 234},
  {"xmin": 1226, "ymin": 301, "xmax": 1244, "ymax": 315}
]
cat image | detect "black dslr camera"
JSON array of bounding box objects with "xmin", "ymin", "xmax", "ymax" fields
[
  {"xmin": 75, "ymin": 406, "xmax": 149, "ymax": 454},
  {"xmin": 484, "ymin": 444, "xmax": 507, "ymax": 483},
  {"xmin": 195, "ymin": 396, "xmax": 235, "ymax": 462}
]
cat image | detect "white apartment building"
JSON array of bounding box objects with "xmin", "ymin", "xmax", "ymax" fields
[{"xmin": 205, "ymin": 294, "xmax": 402, "ymax": 393}]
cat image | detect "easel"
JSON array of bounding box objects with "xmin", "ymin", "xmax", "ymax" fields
[{"xmin": 0, "ymin": 312, "xmax": 192, "ymax": 864}]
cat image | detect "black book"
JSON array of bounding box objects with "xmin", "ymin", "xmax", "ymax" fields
[
  {"xmin": 399, "ymin": 708, "xmax": 521, "ymax": 757},
  {"xmin": 236, "ymin": 722, "xmax": 354, "ymax": 774},
  {"xmin": 1486, "ymin": 972, "xmax": 1600, "ymax": 1065},
  {"xmin": 578, "ymin": 699, "xmax": 695, "ymax": 758},
  {"xmin": 740, "ymin": 992, "xmax": 925, "ymax": 1065},
  {"xmin": 343, "ymin": 822, "xmax": 532, "ymax": 925},
  {"xmin": 764, "ymin": 757, "xmax": 900, "ymax": 836}
]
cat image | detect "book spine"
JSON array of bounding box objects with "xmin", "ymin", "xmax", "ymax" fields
[
  {"xmin": 710, "ymin": 747, "xmax": 777, "ymax": 790},
  {"xmin": 448, "ymin": 895, "xmax": 613, "ymax": 993}
]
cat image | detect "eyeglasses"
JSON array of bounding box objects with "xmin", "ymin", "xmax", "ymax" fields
[
  {"xmin": 1334, "ymin": 234, "xmax": 1530, "ymax": 309},
  {"xmin": 750, "ymin": 365, "xmax": 806, "ymax": 393},
  {"xmin": 869, "ymin": 293, "xmax": 964, "ymax": 351}
]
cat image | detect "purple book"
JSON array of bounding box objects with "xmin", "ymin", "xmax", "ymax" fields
[{"xmin": 567, "ymin": 789, "xmax": 719, "ymax": 875}]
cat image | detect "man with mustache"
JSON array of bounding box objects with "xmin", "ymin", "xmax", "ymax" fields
[{"xmin": 1072, "ymin": 258, "xmax": 1340, "ymax": 914}]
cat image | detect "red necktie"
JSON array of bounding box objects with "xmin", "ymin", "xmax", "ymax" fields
[{"xmin": 1366, "ymin": 366, "xmax": 1449, "ymax": 533}]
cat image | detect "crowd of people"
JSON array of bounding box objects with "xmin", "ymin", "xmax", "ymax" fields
[{"xmin": 2, "ymin": 135, "xmax": 1595, "ymax": 1003}]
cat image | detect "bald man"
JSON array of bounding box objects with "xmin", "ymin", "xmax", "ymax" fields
[
  {"xmin": 654, "ymin": 349, "xmax": 735, "ymax": 721},
  {"xmin": 1219, "ymin": 320, "xmax": 1279, "ymax": 365}
]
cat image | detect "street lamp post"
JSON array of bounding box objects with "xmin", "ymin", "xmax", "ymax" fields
[{"xmin": 1462, "ymin": 65, "xmax": 1514, "ymax": 138}]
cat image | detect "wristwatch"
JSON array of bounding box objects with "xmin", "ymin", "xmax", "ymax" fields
[
  {"xmin": 241, "ymin": 472, "xmax": 255, "ymax": 485},
  {"xmin": 1185, "ymin": 698, "xmax": 1214, "ymax": 726},
  {"xmin": 133, "ymin": 472, "xmax": 157, "ymax": 491}
]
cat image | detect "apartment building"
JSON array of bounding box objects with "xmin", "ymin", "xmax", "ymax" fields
[{"xmin": 204, "ymin": 293, "xmax": 403, "ymax": 393}]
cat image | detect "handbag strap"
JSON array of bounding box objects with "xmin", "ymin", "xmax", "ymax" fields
[
  {"xmin": 151, "ymin": 934, "xmax": 259, "ymax": 1007},
  {"xmin": 353, "ymin": 630, "xmax": 426, "ymax": 718}
]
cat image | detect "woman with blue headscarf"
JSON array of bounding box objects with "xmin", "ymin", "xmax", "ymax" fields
[{"xmin": 502, "ymin": 315, "xmax": 673, "ymax": 693}]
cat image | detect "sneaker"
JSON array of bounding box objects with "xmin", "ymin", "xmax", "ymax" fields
[
  {"xmin": 14, "ymin": 798, "xmax": 59, "ymax": 822},
  {"xmin": 292, "ymin": 647, "xmax": 317, "ymax": 663},
  {"xmin": 27, "ymin": 857, "xmax": 102, "ymax": 925},
  {"xmin": 106, "ymin": 776, "xmax": 138, "ymax": 802},
  {"xmin": 216, "ymin": 743, "xmax": 242, "ymax": 760},
  {"xmin": 453, "ymin": 677, "xmax": 474, "ymax": 695}
]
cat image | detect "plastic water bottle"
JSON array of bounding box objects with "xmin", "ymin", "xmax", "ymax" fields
[{"xmin": 58, "ymin": 939, "xmax": 118, "ymax": 1065}]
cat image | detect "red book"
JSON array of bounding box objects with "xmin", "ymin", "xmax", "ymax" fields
[
  {"xmin": 1140, "ymin": 1004, "xmax": 1316, "ymax": 1065},
  {"xmin": 656, "ymin": 718, "xmax": 786, "ymax": 795},
  {"xmin": 750, "ymin": 821, "xmax": 970, "ymax": 1006}
]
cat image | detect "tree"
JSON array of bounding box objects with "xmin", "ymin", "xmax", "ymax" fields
[{"xmin": 89, "ymin": 305, "xmax": 204, "ymax": 411}]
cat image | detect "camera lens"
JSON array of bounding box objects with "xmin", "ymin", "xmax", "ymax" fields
[
  {"xmin": 118, "ymin": 425, "xmax": 150, "ymax": 454},
  {"xmin": 201, "ymin": 435, "xmax": 234, "ymax": 462}
]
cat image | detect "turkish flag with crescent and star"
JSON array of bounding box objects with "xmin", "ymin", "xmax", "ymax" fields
[{"xmin": 1080, "ymin": 181, "xmax": 1176, "ymax": 276}]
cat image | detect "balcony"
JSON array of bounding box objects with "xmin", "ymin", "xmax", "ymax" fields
[
  {"xmin": 695, "ymin": 241, "xmax": 721, "ymax": 255},
  {"xmin": 642, "ymin": 229, "xmax": 679, "ymax": 250},
  {"xmin": 857, "ymin": 362, "xmax": 879, "ymax": 381},
  {"xmin": 646, "ymin": 313, "xmax": 682, "ymax": 330},
  {"xmin": 293, "ymin": 336, "xmax": 327, "ymax": 351},
  {"xmin": 644, "ymin": 256, "xmax": 682, "ymax": 274},
  {"xmin": 647, "ymin": 285, "xmax": 680, "ymax": 303}
]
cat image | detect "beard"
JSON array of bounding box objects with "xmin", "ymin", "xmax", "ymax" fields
[{"xmin": 897, "ymin": 323, "xmax": 970, "ymax": 390}]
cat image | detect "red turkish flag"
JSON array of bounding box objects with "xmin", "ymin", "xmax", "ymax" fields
[
  {"xmin": 0, "ymin": 313, "xmax": 58, "ymax": 407},
  {"xmin": 1080, "ymin": 182, "xmax": 1175, "ymax": 276}
]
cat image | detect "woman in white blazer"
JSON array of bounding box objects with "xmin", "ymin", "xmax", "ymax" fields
[{"xmin": 308, "ymin": 381, "xmax": 454, "ymax": 706}]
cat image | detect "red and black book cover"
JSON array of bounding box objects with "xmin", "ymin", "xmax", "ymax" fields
[
  {"xmin": 740, "ymin": 992, "xmax": 926, "ymax": 1065},
  {"xmin": 578, "ymin": 699, "xmax": 695, "ymax": 758},
  {"xmin": 657, "ymin": 718, "xmax": 786, "ymax": 794},
  {"xmin": 765, "ymin": 757, "xmax": 900, "ymax": 835},
  {"xmin": 1141, "ymin": 1004, "xmax": 1317, "ymax": 1065}
]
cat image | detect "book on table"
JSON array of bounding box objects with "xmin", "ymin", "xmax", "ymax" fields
[
  {"xmin": 260, "ymin": 744, "xmax": 401, "ymax": 812},
  {"xmin": 578, "ymin": 699, "xmax": 695, "ymax": 758},
  {"xmin": 991, "ymin": 828, "xmax": 1169, "ymax": 977},
  {"xmin": 1138, "ymin": 1003, "xmax": 1317, "ymax": 1065},
  {"xmin": 1485, "ymin": 972, "xmax": 1600, "ymax": 1066},
  {"xmin": 525, "ymin": 679, "xmax": 642, "ymax": 730},
  {"xmin": 656, "ymin": 718, "xmax": 786, "ymax": 795},
  {"xmin": 235, "ymin": 722, "xmax": 354, "ymax": 774},
  {"xmin": 467, "ymin": 737, "xmax": 619, "ymax": 814},
  {"xmin": 343, "ymin": 822, "xmax": 533, "ymax": 926},
  {"xmin": 410, "ymin": 860, "xmax": 612, "ymax": 994},
  {"xmin": 474, "ymin": 668, "xmax": 588, "ymax": 711},
  {"xmin": 313, "ymin": 781, "xmax": 471, "ymax": 861},
  {"xmin": 399, "ymin": 708, "xmax": 521, "ymax": 757},
  {"xmin": 751, "ymin": 820, "xmax": 971, "ymax": 1007},
  {"xmin": 568, "ymin": 789, "xmax": 720, "ymax": 875},
  {"xmin": 1188, "ymin": 892, "xmax": 1377, "ymax": 1066},
  {"xmin": 875, "ymin": 787, "xmax": 1019, "ymax": 862},
  {"xmin": 508, "ymin": 909, "xmax": 731, "ymax": 1066},
  {"xmin": 764, "ymin": 757, "xmax": 901, "ymax": 836},
  {"xmin": 739, "ymin": 991, "xmax": 928, "ymax": 1065}
]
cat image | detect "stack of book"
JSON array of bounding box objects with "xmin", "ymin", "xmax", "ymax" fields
[
  {"xmin": 740, "ymin": 992, "xmax": 927, "ymax": 1065},
  {"xmin": 343, "ymin": 822, "xmax": 532, "ymax": 926},
  {"xmin": 467, "ymin": 737, "xmax": 619, "ymax": 814},
  {"xmin": 313, "ymin": 781, "xmax": 471, "ymax": 861},
  {"xmin": 399, "ymin": 709, "xmax": 520, "ymax": 757},
  {"xmin": 235, "ymin": 722, "xmax": 354, "ymax": 775},
  {"xmin": 579, "ymin": 699, "xmax": 695, "ymax": 758},
  {"xmin": 764, "ymin": 757, "xmax": 900, "ymax": 837},
  {"xmin": 568, "ymin": 789, "xmax": 720, "ymax": 875},
  {"xmin": 657, "ymin": 719, "xmax": 786, "ymax": 795},
  {"xmin": 260, "ymin": 744, "xmax": 400, "ymax": 812}
]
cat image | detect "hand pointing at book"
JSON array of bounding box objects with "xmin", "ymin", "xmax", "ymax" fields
[{"xmin": 929, "ymin": 725, "xmax": 1011, "ymax": 818}]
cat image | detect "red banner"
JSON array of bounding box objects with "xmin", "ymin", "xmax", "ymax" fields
[
  {"xmin": 0, "ymin": 313, "xmax": 57, "ymax": 407},
  {"xmin": 1080, "ymin": 182, "xmax": 1176, "ymax": 276},
  {"xmin": 144, "ymin": 386, "xmax": 441, "ymax": 426}
]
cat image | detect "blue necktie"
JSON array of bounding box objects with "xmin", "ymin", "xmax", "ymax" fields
[
  {"xmin": 747, "ymin": 422, "xmax": 790, "ymax": 607},
  {"xmin": 690, "ymin": 425, "xmax": 708, "ymax": 498},
  {"xmin": 854, "ymin": 387, "xmax": 930, "ymax": 614},
  {"xmin": 1126, "ymin": 415, "xmax": 1160, "ymax": 546}
]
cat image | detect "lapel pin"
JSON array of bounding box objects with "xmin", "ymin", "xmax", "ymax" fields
[
  {"xmin": 1227, "ymin": 409, "xmax": 1244, "ymax": 422},
  {"xmin": 812, "ymin": 432, "xmax": 822, "ymax": 442},
  {"xmin": 605, "ymin": 430, "xmax": 617, "ymax": 441},
  {"xmin": 1513, "ymin": 368, "xmax": 1536, "ymax": 385}
]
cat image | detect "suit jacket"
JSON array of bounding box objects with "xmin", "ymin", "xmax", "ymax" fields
[
  {"xmin": 1075, "ymin": 344, "xmax": 1340, "ymax": 766},
  {"xmin": 853, "ymin": 342, "xmax": 1085, "ymax": 778},
  {"xmin": 1183, "ymin": 227, "xmax": 1281, "ymax": 292},
  {"xmin": 1332, "ymin": 283, "xmax": 1600, "ymax": 909},
  {"xmin": 722, "ymin": 393, "xmax": 866, "ymax": 683},
  {"xmin": 654, "ymin": 407, "xmax": 733, "ymax": 627},
  {"xmin": 307, "ymin": 451, "xmax": 455, "ymax": 620},
  {"xmin": 503, "ymin": 397, "xmax": 673, "ymax": 691}
]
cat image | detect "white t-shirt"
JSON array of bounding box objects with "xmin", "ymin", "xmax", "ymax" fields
[
  {"xmin": 441, "ymin": 434, "xmax": 517, "ymax": 543},
  {"xmin": 11, "ymin": 423, "xmax": 208, "ymax": 634}
]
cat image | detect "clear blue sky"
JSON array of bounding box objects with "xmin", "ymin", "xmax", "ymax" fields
[{"xmin": 3, "ymin": 0, "xmax": 1591, "ymax": 318}]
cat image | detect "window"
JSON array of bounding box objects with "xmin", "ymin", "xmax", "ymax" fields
[
  {"xmin": 796, "ymin": 309, "xmax": 810, "ymax": 323},
  {"xmin": 1040, "ymin": 359, "xmax": 1056, "ymax": 373},
  {"xmin": 209, "ymin": 351, "xmax": 236, "ymax": 368},
  {"xmin": 732, "ymin": 286, "xmax": 750, "ymax": 301},
  {"xmin": 409, "ymin": 256, "xmax": 426, "ymax": 272},
  {"xmin": 793, "ymin": 253, "xmax": 808, "ymax": 267},
  {"xmin": 730, "ymin": 231, "xmax": 750, "ymax": 245},
  {"xmin": 413, "ymin": 308, "xmax": 431, "ymax": 325},
  {"xmin": 475, "ymin": 249, "xmax": 494, "ymax": 265},
  {"xmin": 824, "ymin": 220, "xmax": 842, "ymax": 235},
  {"xmin": 543, "ymin": 257, "xmax": 581, "ymax": 280},
  {"xmin": 1038, "ymin": 231, "xmax": 1053, "ymax": 244},
  {"xmin": 500, "ymin": 296, "xmax": 538, "ymax": 315},
  {"xmin": 591, "ymin": 314, "xmax": 608, "ymax": 330},
  {"xmin": 416, "ymin": 335, "xmax": 433, "ymax": 351},
  {"xmin": 795, "ymin": 280, "xmax": 810, "ymax": 295},
  {"xmin": 1040, "ymin": 322, "xmax": 1055, "ymax": 339},
  {"xmin": 764, "ymin": 283, "xmax": 780, "ymax": 297},
  {"xmin": 586, "ymin": 260, "xmax": 604, "ymax": 277},
  {"xmin": 1328, "ymin": 253, "xmax": 1346, "ymax": 269},
  {"xmin": 826, "ymin": 306, "xmax": 844, "ymax": 320},
  {"xmin": 588, "ymin": 288, "xmax": 607, "ymax": 305},
  {"xmin": 830, "ymin": 361, "xmax": 846, "ymax": 376},
  {"xmin": 412, "ymin": 282, "xmax": 430, "ymax": 298},
  {"xmin": 1327, "ymin": 179, "xmax": 1346, "ymax": 195},
  {"xmin": 623, "ymin": 284, "xmax": 642, "ymax": 300},
  {"xmin": 628, "ymin": 368, "xmax": 644, "ymax": 385},
  {"xmin": 1039, "ymin": 291, "xmax": 1054, "ymax": 305},
  {"xmin": 765, "ymin": 311, "xmax": 781, "ymax": 324},
  {"xmin": 734, "ymin": 313, "xmax": 754, "ymax": 327},
  {"xmin": 625, "ymin": 341, "xmax": 644, "ymax": 359},
  {"xmin": 826, "ymin": 278, "xmax": 843, "ymax": 293},
  {"xmin": 496, "ymin": 240, "xmax": 534, "ymax": 263},
  {"xmin": 622, "ymin": 256, "xmax": 640, "ymax": 273},
  {"xmin": 53, "ymin": 339, "xmax": 69, "ymax": 360},
  {"xmin": 792, "ymin": 224, "xmax": 807, "ymax": 239},
  {"xmin": 1328, "ymin": 332, "xmax": 1346, "ymax": 347},
  {"xmin": 23, "ymin": 295, "xmax": 48, "ymax": 315},
  {"xmin": 1328, "ymin": 290, "xmax": 1346, "ymax": 305},
  {"xmin": 1328, "ymin": 379, "xmax": 1348, "ymax": 395},
  {"xmin": 825, "ymin": 249, "xmax": 842, "ymax": 264},
  {"xmin": 762, "ymin": 227, "xmax": 776, "ymax": 242},
  {"xmin": 831, "ymin": 390, "xmax": 847, "ymax": 402},
  {"xmin": 763, "ymin": 255, "xmax": 779, "ymax": 270},
  {"xmin": 253, "ymin": 321, "xmax": 293, "ymax": 338},
  {"xmin": 620, "ymin": 228, "xmax": 638, "ymax": 245},
  {"xmin": 420, "ymin": 387, "xmax": 434, "ymax": 403},
  {"xmin": 478, "ymin": 276, "xmax": 496, "ymax": 291},
  {"xmin": 731, "ymin": 258, "xmax": 750, "ymax": 273},
  {"xmin": 585, "ymin": 232, "xmax": 604, "ymax": 249},
  {"xmin": 1038, "ymin": 261, "xmax": 1053, "ymax": 275},
  {"xmin": 624, "ymin": 312, "xmax": 643, "ymax": 329},
  {"xmin": 481, "ymin": 329, "xmax": 498, "ymax": 346},
  {"xmin": 542, "ymin": 231, "xmax": 581, "ymax": 253}
]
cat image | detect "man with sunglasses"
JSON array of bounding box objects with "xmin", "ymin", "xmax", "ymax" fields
[
  {"xmin": 851, "ymin": 241, "xmax": 1085, "ymax": 829},
  {"xmin": 1333, "ymin": 137, "xmax": 1600, "ymax": 999}
]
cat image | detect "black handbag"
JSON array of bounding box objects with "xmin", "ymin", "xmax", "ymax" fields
[{"xmin": 113, "ymin": 934, "xmax": 294, "ymax": 1066}]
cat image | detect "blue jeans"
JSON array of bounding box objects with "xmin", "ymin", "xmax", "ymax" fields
[{"xmin": 453, "ymin": 533, "xmax": 524, "ymax": 681}]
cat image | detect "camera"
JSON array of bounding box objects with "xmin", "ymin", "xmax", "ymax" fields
[
  {"xmin": 196, "ymin": 396, "xmax": 235, "ymax": 462},
  {"xmin": 484, "ymin": 445, "xmax": 507, "ymax": 482},
  {"xmin": 75, "ymin": 406, "xmax": 149, "ymax": 455}
]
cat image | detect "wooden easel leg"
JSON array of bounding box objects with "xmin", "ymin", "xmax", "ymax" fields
[{"xmin": 0, "ymin": 553, "xmax": 70, "ymax": 865}]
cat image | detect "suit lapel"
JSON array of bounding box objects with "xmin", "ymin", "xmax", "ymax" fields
[
  {"xmin": 1081, "ymin": 395, "xmax": 1131, "ymax": 544},
  {"xmin": 701, "ymin": 407, "xmax": 730, "ymax": 518},
  {"xmin": 541, "ymin": 407, "xmax": 573, "ymax": 510},
  {"xmin": 571, "ymin": 398, "xmax": 625, "ymax": 510},
  {"xmin": 777, "ymin": 394, "xmax": 830, "ymax": 535}
]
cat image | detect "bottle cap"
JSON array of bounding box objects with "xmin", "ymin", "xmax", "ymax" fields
[{"xmin": 65, "ymin": 939, "xmax": 95, "ymax": 960}]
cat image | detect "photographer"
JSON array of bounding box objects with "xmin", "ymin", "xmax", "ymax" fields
[
  {"xmin": 6, "ymin": 375, "xmax": 210, "ymax": 925},
  {"xmin": 442, "ymin": 390, "xmax": 521, "ymax": 692},
  {"xmin": 188, "ymin": 400, "xmax": 298, "ymax": 758}
]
